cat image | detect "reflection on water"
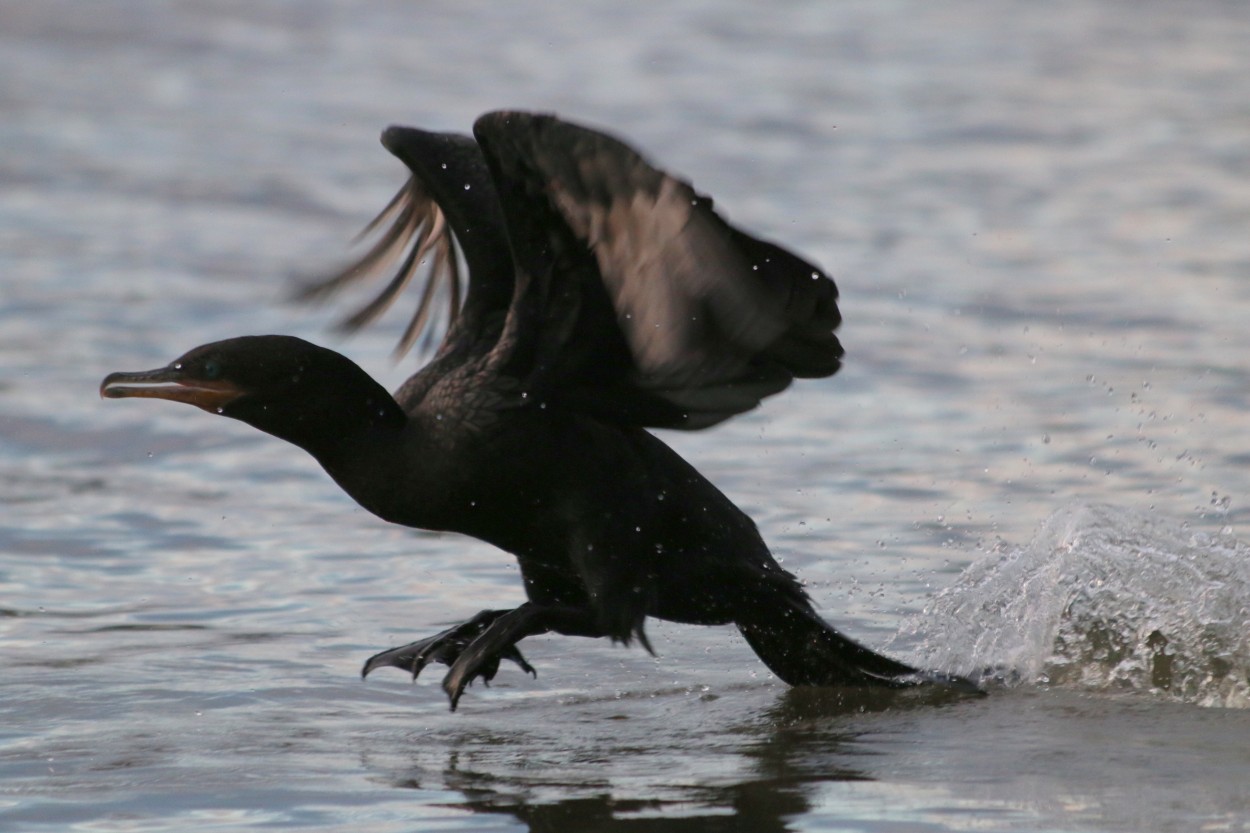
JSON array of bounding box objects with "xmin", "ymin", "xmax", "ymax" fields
[
  {"xmin": 360, "ymin": 684, "xmax": 1250, "ymax": 832},
  {"xmin": 371, "ymin": 687, "xmax": 957, "ymax": 831},
  {"xmin": 4, "ymin": 0, "xmax": 1250, "ymax": 830}
]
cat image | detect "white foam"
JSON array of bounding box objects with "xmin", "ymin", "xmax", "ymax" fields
[{"xmin": 900, "ymin": 503, "xmax": 1250, "ymax": 708}]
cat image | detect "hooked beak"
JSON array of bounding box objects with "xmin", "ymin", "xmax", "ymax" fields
[{"xmin": 99, "ymin": 367, "xmax": 245, "ymax": 413}]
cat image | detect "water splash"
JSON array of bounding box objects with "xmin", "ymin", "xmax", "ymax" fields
[{"xmin": 900, "ymin": 504, "xmax": 1250, "ymax": 708}]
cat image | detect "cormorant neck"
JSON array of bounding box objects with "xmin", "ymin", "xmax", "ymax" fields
[
  {"xmin": 285, "ymin": 396, "xmax": 407, "ymax": 470},
  {"xmin": 223, "ymin": 367, "xmax": 407, "ymax": 466},
  {"xmin": 302, "ymin": 402, "xmax": 413, "ymax": 523}
]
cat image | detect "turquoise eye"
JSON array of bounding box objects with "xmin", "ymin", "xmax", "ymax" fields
[{"xmin": 202, "ymin": 359, "xmax": 222, "ymax": 380}]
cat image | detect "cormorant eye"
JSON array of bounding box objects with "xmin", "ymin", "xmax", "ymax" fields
[{"xmin": 202, "ymin": 359, "xmax": 222, "ymax": 380}]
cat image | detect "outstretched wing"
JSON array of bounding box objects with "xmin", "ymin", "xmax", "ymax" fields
[
  {"xmin": 297, "ymin": 127, "xmax": 514, "ymax": 362},
  {"xmin": 474, "ymin": 111, "xmax": 843, "ymax": 429}
]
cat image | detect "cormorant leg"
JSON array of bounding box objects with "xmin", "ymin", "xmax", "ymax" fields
[
  {"xmin": 361, "ymin": 608, "xmax": 536, "ymax": 682},
  {"xmin": 444, "ymin": 602, "xmax": 605, "ymax": 710}
]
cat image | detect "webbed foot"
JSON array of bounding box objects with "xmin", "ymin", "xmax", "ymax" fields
[
  {"xmin": 361, "ymin": 609, "xmax": 537, "ymax": 686},
  {"xmin": 442, "ymin": 620, "xmax": 536, "ymax": 710}
]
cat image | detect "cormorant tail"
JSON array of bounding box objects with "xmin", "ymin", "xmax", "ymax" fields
[{"xmin": 736, "ymin": 599, "xmax": 981, "ymax": 692}]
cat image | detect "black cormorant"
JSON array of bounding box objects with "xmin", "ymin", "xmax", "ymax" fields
[{"xmin": 102, "ymin": 112, "xmax": 978, "ymax": 709}]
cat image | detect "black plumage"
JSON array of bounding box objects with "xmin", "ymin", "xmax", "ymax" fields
[{"xmin": 102, "ymin": 112, "xmax": 978, "ymax": 709}]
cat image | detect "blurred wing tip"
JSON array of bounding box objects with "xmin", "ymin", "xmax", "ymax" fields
[
  {"xmin": 379, "ymin": 124, "xmax": 410, "ymax": 150},
  {"xmin": 290, "ymin": 278, "xmax": 330, "ymax": 304},
  {"xmin": 291, "ymin": 163, "xmax": 469, "ymax": 355}
]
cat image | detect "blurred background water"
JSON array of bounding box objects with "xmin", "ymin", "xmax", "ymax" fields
[{"xmin": 2, "ymin": 1, "xmax": 1249, "ymax": 831}]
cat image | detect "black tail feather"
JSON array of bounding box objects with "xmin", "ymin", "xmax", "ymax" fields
[{"xmin": 737, "ymin": 601, "xmax": 981, "ymax": 694}]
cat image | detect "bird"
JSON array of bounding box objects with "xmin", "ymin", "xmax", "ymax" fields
[{"xmin": 101, "ymin": 111, "xmax": 980, "ymax": 709}]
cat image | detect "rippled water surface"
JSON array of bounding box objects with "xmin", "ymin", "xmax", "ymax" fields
[{"xmin": 3, "ymin": 2, "xmax": 1250, "ymax": 831}]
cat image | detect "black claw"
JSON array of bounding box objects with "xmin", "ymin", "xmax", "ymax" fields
[
  {"xmin": 360, "ymin": 610, "xmax": 539, "ymax": 708},
  {"xmin": 410, "ymin": 658, "xmax": 426, "ymax": 681},
  {"xmin": 444, "ymin": 670, "xmax": 468, "ymax": 711}
]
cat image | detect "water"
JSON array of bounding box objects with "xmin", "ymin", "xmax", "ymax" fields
[
  {"xmin": 3, "ymin": 1, "xmax": 1250, "ymax": 830},
  {"xmin": 903, "ymin": 503, "xmax": 1250, "ymax": 708}
]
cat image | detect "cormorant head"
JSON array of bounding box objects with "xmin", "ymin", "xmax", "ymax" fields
[{"xmin": 101, "ymin": 335, "xmax": 404, "ymax": 453}]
